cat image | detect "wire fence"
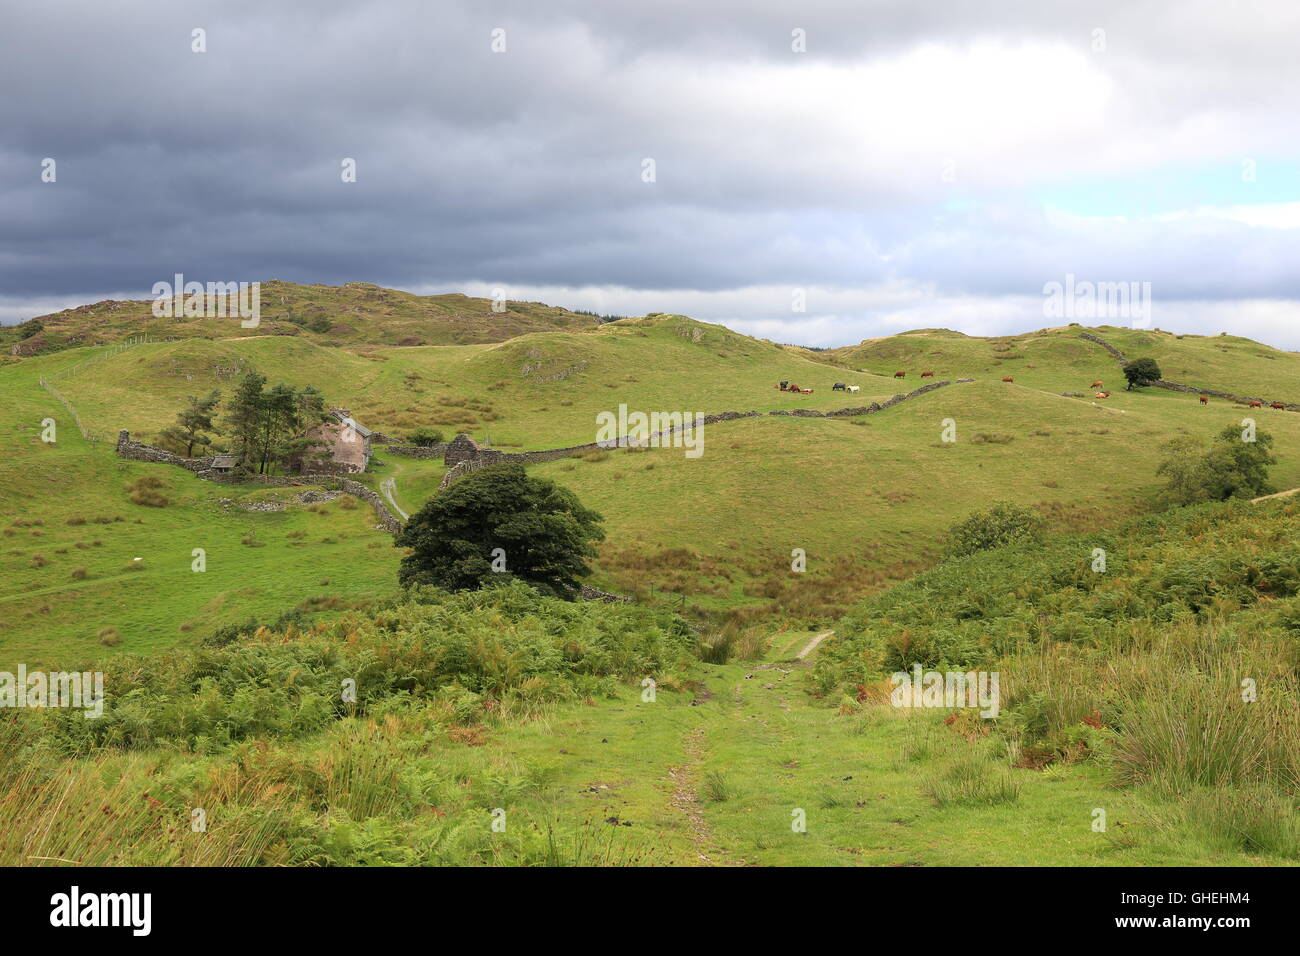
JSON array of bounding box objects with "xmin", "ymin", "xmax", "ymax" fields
[{"xmin": 36, "ymin": 334, "xmax": 174, "ymax": 443}]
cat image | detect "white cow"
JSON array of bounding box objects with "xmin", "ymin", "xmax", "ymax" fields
[{"xmin": 845, "ymin": 385, "xmax": 860, "ymax": 393}]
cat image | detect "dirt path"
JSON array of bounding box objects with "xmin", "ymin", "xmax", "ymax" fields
[
  {"xmin": 666, "ymin": 727, "xmax": 716, "ymax": 865},
  {"xmin": 379, "ymin": 477, "xmax": 408, "ymax": 520},
  {"xmin": 1009, "ymin": 382, "xmax": 1132, "ymax": 416},
  {"xmin": 795, "ymin": 629, "xmax": 833, "ymax": 660},
  {"xmin": 1252, "ymin": 487, "xmax": 1300, "ymax": 503}
]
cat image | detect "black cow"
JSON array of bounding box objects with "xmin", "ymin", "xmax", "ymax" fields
[{"xmin": 832, "ymin": 382, "xmax": 846, "ymax": 391}]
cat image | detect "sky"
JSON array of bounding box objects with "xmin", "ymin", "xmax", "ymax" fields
[{"xmin": 3, "ymin": 0, "xmax": 1300, "ymax": 348}]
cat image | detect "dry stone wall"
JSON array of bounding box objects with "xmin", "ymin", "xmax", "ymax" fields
[
  {"xmin": 1078, "ymin": 333, "xmax": 1297, "ymax": 409},
  {"xmin": 385, "ymin": 443, "xmax": 451, "ymax": 459},
  {"xmin": 115, "ymin": 430, "xmax": 405, "ymax": 531},
  {"xmin": 437, "ymin": 378, "xmax": 970, "ymax": 487},
  {"xmin": 1078, "ymin": 332, "xmax": 1128, "ymax": 361},
  {"xmin": 116, "ymin": 431, "xmax": 215, "ymax": 471}
]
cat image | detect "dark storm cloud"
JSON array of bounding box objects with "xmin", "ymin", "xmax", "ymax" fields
[{"xmin": 2, "ymin": 0, "xmax": 1300, "ymax": 342}]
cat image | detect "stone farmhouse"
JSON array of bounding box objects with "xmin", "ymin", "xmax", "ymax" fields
[{"xmin": 297, "ymin": 408, "xmax": 374, "ymax": 475}]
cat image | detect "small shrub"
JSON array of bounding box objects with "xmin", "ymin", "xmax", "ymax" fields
[
  {"xmin": 70, "ymin": 567, "xmax": 88, "ymax": 581},
  {"xmin": 700, "ymin": 771, "xmax": 731, "ymax": 803},
  {"xmin": 127, "ymin": 475, "xmax": 169, "ymax": 508},
  {"xmin": 98, "ymin": 626, "xmax": 121, "ymax": 647},
  {"xmin": 945, "ymin": 503, "xmax": 1044, "ymax": 558},
  {"xmin": 924, "ymin": 755, "xmax": 1020, "ymax": 808}
]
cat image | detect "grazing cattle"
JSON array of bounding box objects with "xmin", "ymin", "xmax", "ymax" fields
[
  {"xmin": 1090, "ymin": 381, "xmax": 1103, "ymax": 388},
  {"xmin": 1095, "ymin": 392, "xmax": 1109, "ymax": 399},
  {"xmin": 778, "ymin": 380, "xmax": 789, "ymax": 390},
  {"xmin": 1001, "ymin": 377, "xmax": 1014, "ymax": 383},
  {"xmin": 800, "ymin": 388, "xmax": 814, "ymax": 395},
  {"xmin": 845, "ymin": 385, "xmax": 860, "ymax": 393},
  {"xmin": 920, "ymin": 370, "xmax": 935, "ymax": 378},
  {"xmin": 1250, "ymin": 401, "xmax": 1263, "ymax": 408},
  {"xmin": 1199, "ymin": 395, "xmax": 1209, "ymax": 405},
  {"xmin": 894, "ymin": 371, "xmax": 906, "ymax": 378},
  {"xmin": 832, "ymin": 382, "xmax": 846, "ymax": 391},
  {"xmin": 1272, "ymin": 402, "xmax": 1287, "ymax": 410}
]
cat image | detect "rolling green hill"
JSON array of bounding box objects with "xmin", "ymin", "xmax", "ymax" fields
[
  {"xmin": 4, "ymin": 294, "xmax": 1300, "ymax": 869},
  {"xmin": 4, "ymin": 307, "xmax": 1300, "ymax": 656},
  {"xmin": 819, "ymin": 324, "xmax": 1300, "ymax": 400},
  {"xmin": 0, "ymin": 280, "xmax": 610, "ymax": 356}
]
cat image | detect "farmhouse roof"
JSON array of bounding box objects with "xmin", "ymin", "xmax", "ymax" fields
[
  {"xmin": 212, "ymin": 454, "xmax": 240, "ymax": 468},
  {"xmin": 331, "ymin": 410, "xmax": 372, "ymax": 438}
]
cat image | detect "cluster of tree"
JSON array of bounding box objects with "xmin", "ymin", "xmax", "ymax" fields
[
  {"xmin": 225, "ymin": 373, "xmax": 329, "ymax": 474},
  {"xmin": 1157, "ymin": 425, "xmax": 1277, "ymax": 506},
  {"xmin": 572, "ymin": 309, "xmax": 628, "ymax": 324},
  {"xmin": 157, "ymin": 372, "xmax": 331, "ymax": 474},
  {"xmin": 395, "ymin": 464, "xmax": 605, "ymax": 598}
]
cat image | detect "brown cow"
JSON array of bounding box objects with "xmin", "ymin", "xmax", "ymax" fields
[
  {"xmin": 1249, "ymin": 401, "xmax": 1263, "ymax": 408},
  {"xmin": 1090, "ymin": 381, "xmax": 1103, "ymax": 388},
  {"xmin": 920, "ymin": 370, "xmax": 934, "ymax": 378},
  {"xmin": 1199, "ymin": 395, "xmax": 1209, "ymax": 405},
  {"xmin": 894, "ymin": 371, "xmax": 906, "ymax": 378},
  {"xmin": 1272, "ymin": 402, "xmax": 1286, "ymax": 410},
  {"xmin": 1095, "ymin": 392, "xmax": 1109, "ymax": 399},
  {"xmin": 1002, "ymin": 376, "xmax": 1014, "ymax": 383}
]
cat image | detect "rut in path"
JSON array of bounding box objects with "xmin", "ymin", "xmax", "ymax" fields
[
  {"xmin": 665, "ymin": 726, "xmax": 743, "ymax": 866},
  {"xmin": 379, "ymin": 477, "xmax": 408, "ymax": 520},
  {"xmin": 795, "ymin": 630, "xmax": 833, "ymax": 660}
]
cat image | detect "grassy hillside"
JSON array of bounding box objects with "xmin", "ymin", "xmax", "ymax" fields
[
  {"xmin": 811, "ymin": 497, "xmax": 1300, "ymax": 862},
  {"xmin": 3, "ymin": 298, "xmax": 1300, "ymax": 868},
  {"xmin": 0, "ymin": 280, "xmax": 608, "ymax": 355},
  {"xmin": 5, "ymin": 503, "xmax": 1297, "ymax": 866},
  {"xmin": 821, "ymin": 324, "xmax": 1300, "ymax": 401},
  {"xmin": 5, "ymin": 314, "xmax": 1300, "ymax": 657},
  {"xmin": 23, "ymin": 315, "xmax": 894, "ymax": 449}
]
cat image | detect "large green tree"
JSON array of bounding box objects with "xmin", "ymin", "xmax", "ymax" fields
[
  {"xmin": 1157, "ymin": 425, "xmax": 1277, "ymax": 505},
  {"xmin": 159, "ymin": 389, "xmax": 221, "ymax": 456},
  {"xmin": 395, "ymin": 464, "xmax": 604, "ymax": 597},
  {"xmin": 1122, "ymin": 357, "xmax": 1162, "ymax": 390}
]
